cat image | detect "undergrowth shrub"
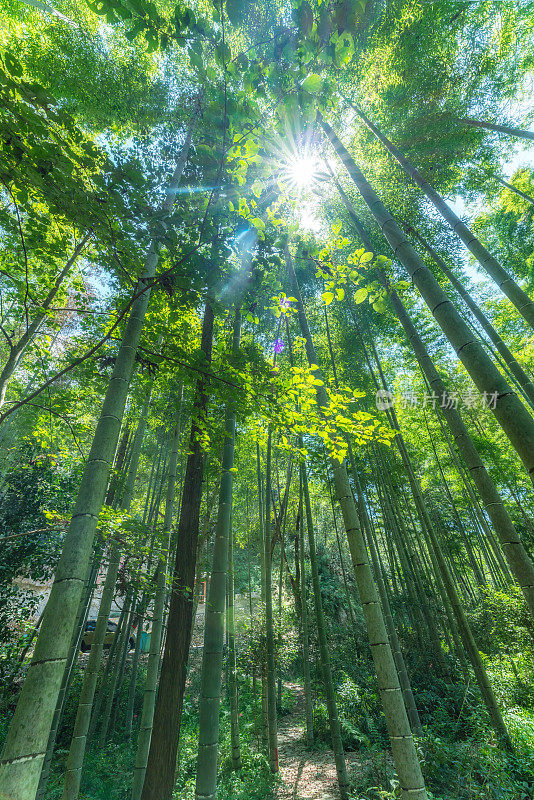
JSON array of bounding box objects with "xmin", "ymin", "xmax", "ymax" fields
[
  {"xmin": 420, "ymin": 734, "xmax": 534, "ymax": 800},
  {"xmin": 312, "ymin": 701, "xmax": 369, "ymax": 751}
]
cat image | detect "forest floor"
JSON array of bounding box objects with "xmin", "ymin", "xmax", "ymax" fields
[{"xmin": 276, "ymin": 683, "xmax": 366, "ymax": 800}]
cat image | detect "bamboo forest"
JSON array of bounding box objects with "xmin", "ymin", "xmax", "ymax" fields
[{"xmin": 2, "ymin": 1, "xmax": 534, "ymax": 799}]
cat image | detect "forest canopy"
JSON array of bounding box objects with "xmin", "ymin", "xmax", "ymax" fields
[{"xmin": 1, "ymin": 1, "xmax": 534, "ymax": 799}]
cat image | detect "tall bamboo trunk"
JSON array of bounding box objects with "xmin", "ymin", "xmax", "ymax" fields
[
  {"xmin": 456, "ymin": 117, "xmax": 534, "ymax": 141},
  {"xmin": 125, "ymin": 590, "xmax": 149, "ymax": 741},
  {"xmin": 121, "ymin": 385, "xmax": 154, "ymax": 510},
  {"xmin": 0, "ymin": 113, "xmax": 196, "ymax": 800},
  {"xmin": 423, "ymin": 415, "xmax": 487, "ymax": 587},
  {"xmin": 124, "ymin": 414, "xmax": 164, "ymax": 744},
  {"xmin": 263, "ymin": 428, "xmax": 279, "ymax": 772},
  {"xmin": 61, "ymin": 542, "xmax": 123, "ymax": 800},
  {"xmin": 350, "ymin": 455, "xmax": 423, "ymax": 735},
  {"xmin": 0, "ymin": 276, "xmax": 149, "ymax": 797},
  {"xmin": 423, "ymin": 505, "xmax": 514, "ymax": 749},
  {"xmin": 285, "ymin": 245, "xmax": 429, "ymax": 800},
  {"xmin": 321, "ymin": 116, "xmax": 534, "ymax": 483},
  {"xmin": 276, "ymin": 530, "xmax": 284, "ymax": 710},
  {"xmin": 301, "ymin": 461, "xmax": 350, "ymax": 799},
  {"xmin": 131, "ymin": 569, "xmax": 166, "ymax": 800},
  {"xmin": 88, "ymin": 598, "xmax": 128, "ymax": 742},
  {"xmin": 194, "ymin": 311, "xmax": 241, "ymax": 800},
  {"xmin": 367, "ymin": 366, "xmax": 514, "ymax": 748},
  {"xmin": 321, "ymin": 307, "xmax": 367, "ymax": 640},
  {"xmin": 36, "ymin": 543, "xmax": 103, "ymax": 800},
  {"xmin": 327, "ymin": 479, "xmax": 359, "ymax": 639},
  {"xmin": 432, "ymin": 402, "xmax": 512, "ymax": 584},
  {"xmin": 365, "ymin": 316, "xmax": 513, "ymax": 747},
  {"xmin": 349, "ymin": 106, "xmax": 534, "ymax": 330},
  {"xmin": 61, "ymin": 384, "xmax": 158, "ymax": 800},
  {"xmin": 335, "ymin": 174, "xmax": 532, "ymax": 613},
  {"xmin": 132, "ymin": 399, "xmax": 184, "ymax": 800},
  {"xmin": 99, "ymin": 589, "xmax": 135, "ymax": 743},
  {"xmin": 101, "ymin": 594, "xmax": 134, "ymax": 738},
  {"xmin": 406, "ymin": 228, "xmax": 534, "ymax": 408},
  {"xmin": 256, "ymin": 443, "xmax": 269, "ymax": 751},
  {"xmin": 141, "ymin": 300, "xmax": 214, "ymax": 800},
  {"xmin": 375, "ymin": 474, "xmax": 428, "ymax": 648},
  {"xmin": 495, "ymin": 176, "xmax": 534, "ymax": 206},
  {"xmin": 227, "ymin": 519, "xmax": 242, "ymax": 771},
  {"xmin": 297, "ymin": 480, "xmax": 314, "ymax": 746},
  {"xmin": 394, "ymin": 484, "xmax": 470, "ymax": 678},
  {"xmin": 384, "ymin": 284, "xmax": 534, "ymax": 618}
]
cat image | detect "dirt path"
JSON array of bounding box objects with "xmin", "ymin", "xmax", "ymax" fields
[{"xmin": 276, "ymin": 683, "xmax": 364, "ymax": 800}]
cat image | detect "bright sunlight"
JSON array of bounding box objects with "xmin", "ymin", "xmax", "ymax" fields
[{"xmin": 285, "ymin": 152, "xmax": 319, "ymax": 191}]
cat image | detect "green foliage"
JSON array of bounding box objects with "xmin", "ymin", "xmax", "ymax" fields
[
  {"xmin": 172, "ymin": 679, "xmax": 276, "ymax": 800},
  {"xmin": 420, "ymin": 733, "xmax": 534, "ymax": 800},
  {"xmin": 277, "ymin": 685, "xmax": 297, "ymax": 717},
  {"xmin": 1, "ymin": 1, "xmax": 534, "ymax": 798},
  {"xmin": 0, "ymin": 444, "xmax": 77, "ymax": 683},
  {"xmin": 468, "ymin": 586, "xmax": 534, "ymax": 658},
  {"xmin": 472, "ymin": 167, "xmax": 534, "ymax": 287},
  {"xmin": 313, "ymin": 700, "xmax": 369, "ymax": 751}
]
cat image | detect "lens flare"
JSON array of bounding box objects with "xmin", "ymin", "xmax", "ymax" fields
[
  {"xmin": 281, "ymin": 152, "xmax": 319, "ymax": 192},
  {"xmin": 287, "ymin": 153, "xmax": 318, "ymax": 190}
]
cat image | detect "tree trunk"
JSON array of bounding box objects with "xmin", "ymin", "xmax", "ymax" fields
[
  {"xmin": 495, "ymin": 176, "xmax": 534, "ymax": 206},
  {"xmin": 0, "ymin": 114, "xmax": 196, "ymax": 800},
  {"xmin": 36, "ymin": 544, "xmax": 102, "ymax": 800},
  {"xmin": 350, "ymin": 456, "xmax": 423, "ymax": 735},
  {"xmin": 364, "ymin": 346, "xmax": 514, "ymax": 748},
  {"xmin": 141, "ymin": 299, "xmax": 214, "ymax": 800},
  {"xmin": 103, "ymin": 589, "xmax": 136, "ymax": 739},
  {"xmin": 132, "ymin": 400, "xmax": 183, "ymax": 800},
  {"xmin": 256, "ymin": 443, "xmax": 270, "ymax": 751},
  {"xmin": 62, "ymin": 543, "xmax": 123, "ymax": 800},
  {"xmin": 263, "ymin": 428, "xmax": 279, "ymax": 772},
  {"xmin": 301, "ymin": 461, "xmax": 350, "ymax": 800},
  {"xmin": 424, "ymin": 505, "xmax": 514, "ymax": 749},
  {"xmin": 422, "ymin": 413, "xmax": 487, "ymax": 588},
  {"xmin": 457, "ymin": 116, "xmax": 534, "ymax": 141},
  {"xmin": 286, "ymin": 245, "xmax": 429, "ymax": 800},
  {"xmin": 297, "ymin": 479, "xmax": 314, "ymax": 746},
  {"xmin": 384, "ymin": 283, "xmax": 534, "ymax": 618},
  {"xmin": 337, "ymin": 173, "xmax": 530, "ymax": 607},
  {"xmin": 227, "ymin": 519, "xmax": 242, "ymax": 772},
  {"xmin": 321, "ymin": 116, "xmax": 534, "ymax": 483},
  {"xmin": 406, "ymin": 228, "xmax": 534, "ymax": 408},
  {"xmin": 349, "ymin": 106, "xmax": 534, "ymax": 329},
  {"xmin": 62, "ymin": 384, "xmax": 158, "ymax": 800},
  {"xmin": 125, "ymin": 591, "xmax": 148, "ymax": 741},
  {"xmin": 276, "ymin": 532, "xmax": 284, "ymax": 711},
  {"xmin": 194, "ymin": 311, "xmax": 241, "ymax": 800}
]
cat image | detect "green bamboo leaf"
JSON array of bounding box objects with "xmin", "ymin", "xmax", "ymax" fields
[
  {"xmin": 302, "ymin": 73, "xmax": 323, "ymax": 94},
  {"xmin": 4, "ymin": 52, "xmax": 23, "ymax": 77},
  {"xmin": 215, "ymin": 42, "xmax": 231, "ymax": 65}
]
